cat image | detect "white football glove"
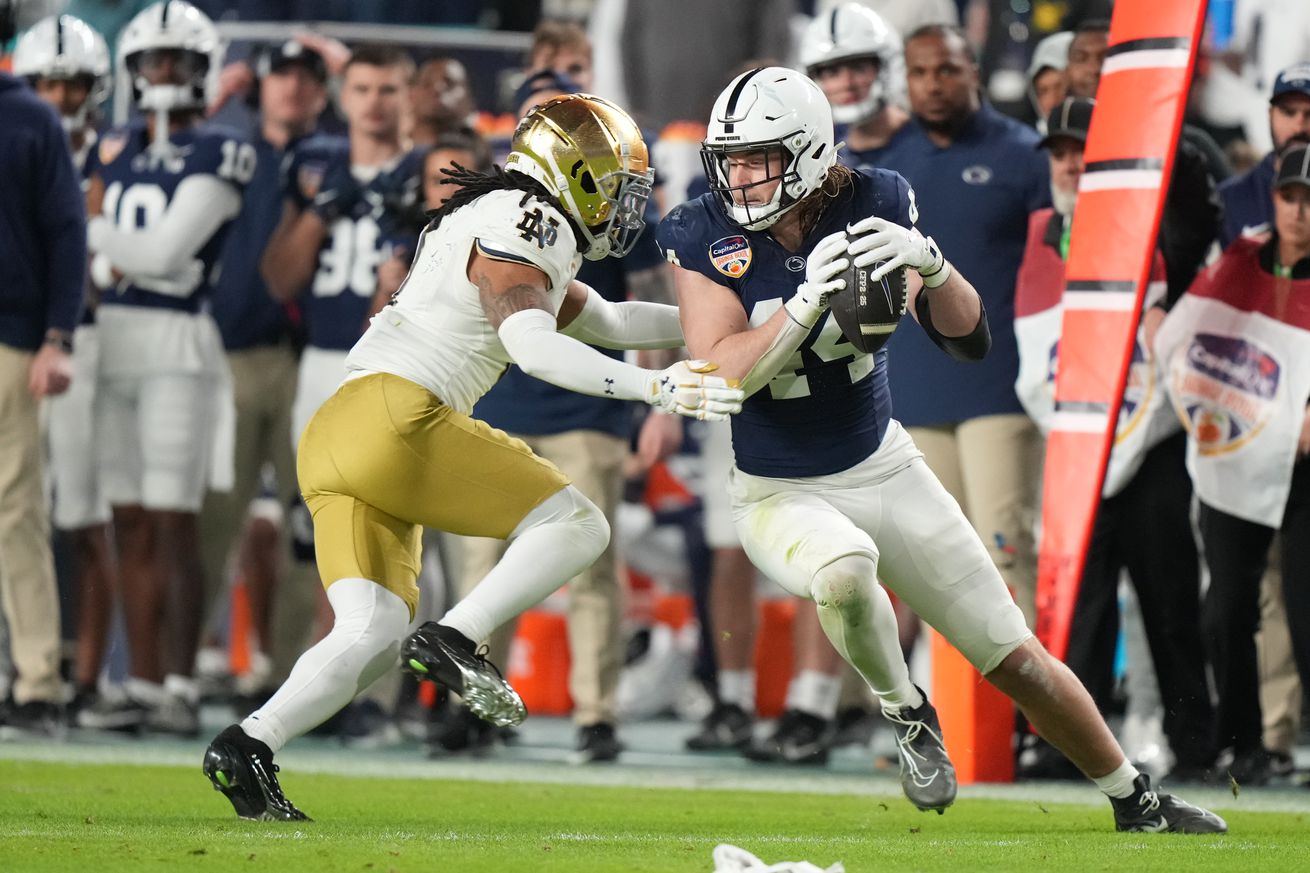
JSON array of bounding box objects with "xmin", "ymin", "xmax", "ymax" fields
[
  {"xmin": 785, "ymin": 230, "xmax": 849, "ymax": 328},
  {"xmin": 846, "ymin": 215, "xmax": 951, "ymax": 288},
  {"xmin": 645, "ymin": 360, "xmax": 744, "ymax": 421}
]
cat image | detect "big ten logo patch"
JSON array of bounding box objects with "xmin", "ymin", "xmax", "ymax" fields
[
  {"xmin": 517, "ymin": 208, "xmax": 560, "ymax": 249},
  {"xmin": 709, "ymin": 235, "xmax": 752, "ymax": 278},
  {"xmin": 1171, "ymin": 333, "xmax": 1281, "ymax": 455}
]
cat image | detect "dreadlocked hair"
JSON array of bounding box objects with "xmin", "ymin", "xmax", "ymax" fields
[
  {"xmin": 792, "ymin": 163, "xmax": 858, "ymax": 238},
  {"xmin": 425, "ymin": 162, "xmax": 586, "ymax": 253}
]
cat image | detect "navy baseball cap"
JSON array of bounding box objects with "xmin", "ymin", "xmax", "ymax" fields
[
  {"xmin": 1275, "ymin": 143, "xmax": 1310, "ymax": 189},
  {"xmin": 256, "ymin": 39, "xmax": 328, "ymax": 83},
  {"xmin": 1270, "ymin": 63, "xmax": 1310, "ymax": 104},
  {"xmin": 513, "ymin": 68, "xmax": 582, "ymax": 114},
  {"xmin": 1038, "ymin": 96, "xmax": 1095, "ymax": 149}
]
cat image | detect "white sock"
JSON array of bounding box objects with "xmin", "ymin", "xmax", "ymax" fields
[
  {"xmin": 810, "ymin": 555, "xmax": 920, "ymax": 712},
  {"xmin": 241, "ymin": 578, "xmax": 409, "ymax": 752},
  {"xmin": 785, "ymin": 670, "xmax": 842, "ymax": 720},
  {"xmin": 1093, "ymin": 759, "xmax": 1141, "ymax": 799},
  {"xmin": 441, "ymin": 487, "xmax": 608, "ymax": 644},
  {"xmin": 718, "ymin": 669, "xmax": 756, "ymax": 712}
]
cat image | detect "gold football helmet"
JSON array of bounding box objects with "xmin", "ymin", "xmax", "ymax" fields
[{"xmin": 505, "ymin": 94, "xmax": 654, "ymax": 260}]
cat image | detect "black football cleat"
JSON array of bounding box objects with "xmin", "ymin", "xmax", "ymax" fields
[
  {"xmin": 1110, "ymin": 774, "xmax": 1227, "ymax": 833},
  {"xmin": 685, "ymin": 702, "xmax": 754, "ymax": 751},
  {"xmin": 203, "ymin": 725, "xmax": 310, "ymax": 821},
  {"xmin": 401, "ymin": 622, "xmax": 526, "ymax": 728},
  {"xmin": 742, "ymin": 709, "xmax": 832, "ymax": 765},
  {"xmin": 883, "ymin": 690, "xmax": 958, "ymax": 813}
]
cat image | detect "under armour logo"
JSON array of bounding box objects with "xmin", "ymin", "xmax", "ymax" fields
[{"xmin": 604, "ymin": 378, "xmax": 615, "ymax": 395}]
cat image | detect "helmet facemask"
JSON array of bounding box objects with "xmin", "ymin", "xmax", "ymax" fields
[{"xmin": 701, "ymin": 138, "xmax": 811, "ymax": 231}]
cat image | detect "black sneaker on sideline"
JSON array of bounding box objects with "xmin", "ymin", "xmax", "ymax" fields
[
  {"xmin": 401, "ymin": 622, "xmax": 526, "ymax": 728},
  {"xmin": 883, "ymin": 689, "xmax": 958, "ymax": 813},
  {"xmin": 685, "ymin": 702, "xmax": 753, "ymax": 751},
  {"xmin": 76, "ymin": 694, "xmax": 148, "ymax": 733},
  {"xmin": 574, "ymin": 722, "xmax": 622, "ymax": 763},
  {"xmin": 203, "ymin": 724, "xmax": 310, "ymax": 821},
  {"xmin": 1110, "ymin": 773, "xmax": 1227, "ymax": 833},
  {"xmin": 1, "ymin": 700, "xmax": 67, "ymax": 739},
  {"xmin": 427, "ymin": 700, "xmax": 496, "ymax": 755},
  {"xmin": 742, "ymin": 709, "xmax": 831, "ymax": 765}
]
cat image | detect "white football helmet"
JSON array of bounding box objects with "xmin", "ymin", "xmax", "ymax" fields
[
  {"xmin": 12, "ymin": 15, "xmax": 111, "ymax": 129},
  {"xmin": 701, "ymin": 66, "xmax": 837, "ymax": 231},
  {"xmin": 118, "ymin": 0, "xmax": 222, "ymax": 114},
  {"xmin": 799, "ymin": 2, "xmax": 904, "ymax": 125}
]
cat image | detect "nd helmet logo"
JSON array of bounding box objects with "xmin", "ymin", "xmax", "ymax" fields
[{"xmin": 709, "ymin": 235, "xmax": 752, "ymax": 278}]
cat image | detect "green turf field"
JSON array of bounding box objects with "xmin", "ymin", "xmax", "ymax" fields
[{"xmin": 1, "ymin": 760, "xmax": 1306, "ymax": 872}]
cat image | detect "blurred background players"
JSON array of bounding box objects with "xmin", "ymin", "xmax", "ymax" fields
[
  {"xmin": 78, "ymin": 0, "xmax": 253, "ymax": 734},
  {"xmin": 197, "ymin": 37, "xmax": 330, "ymax": 708},
  {"xmin": 11, "ymin": 13, "xmax": 116, "ymax": 719},
  {"xmin": 0, "ymin": 4, "xmax": 86, "ymax": 737}
]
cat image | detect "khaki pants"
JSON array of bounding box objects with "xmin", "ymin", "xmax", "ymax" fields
[
  {"xmin": 0, "ymin": 344, "xmax": 62, "ymax": 703},
  {"xmin": 908, "ymin": 414, "xmax": 1042, "ymax": 626},
  {"xmin": 1258, "ymin": 552, "xmax": 1303, "ymax": 754},
  {"xmin": 459, "ymin": 429, "xmax": 627, "ymax": 726},
  {"xmin": 199, "ymin": 344, "xmax": 300, "ymax": 616}
]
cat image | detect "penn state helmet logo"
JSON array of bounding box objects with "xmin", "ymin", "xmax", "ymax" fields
[{"xmin": 709, "ymin": 235, "xmax": 752, "ymax": 278}]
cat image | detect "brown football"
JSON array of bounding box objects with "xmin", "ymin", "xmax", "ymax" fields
[{"xmin": 828, "ymin": 240, "xmax": 909, "ymax": 354}]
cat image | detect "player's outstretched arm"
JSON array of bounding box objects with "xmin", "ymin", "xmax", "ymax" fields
[
  {"xmin": 556, "ymin": 280, "xmax": 684, "ymax": 350},
  {"xmin": 474, "ymin": 252, "xmax": 742, "ymax": 421}
]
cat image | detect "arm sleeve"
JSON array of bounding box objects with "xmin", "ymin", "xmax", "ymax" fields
[
  {"xmin": 559, "ymin": 282, "xmax": 684, "ymax": 349},
  {"xmin": 39, "ymin": 113, "xmax": 88, "ymax": 333},
  {"xmin": 88, "ymin": 174, "xmax": 242, "ymax": 280},
  {"xmin": 499, "ymin": 308, "xmax": 654, "ymax": 402}
]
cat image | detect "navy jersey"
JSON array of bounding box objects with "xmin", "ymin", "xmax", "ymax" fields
[
  {"xmin": 211, "ymin": 134, "xmax": 298, "ymax": 351},
  {"xmin": 1217, "ymin": 152, "xmax": 1275, "ymax": 249},
  {"xmin": 285, "ymin": 137, "xmax": 424, "ymax": 351},
  {"xmin": 472, "ymin": 199, "xmax": 664, "ymax": 439},
  {"xmin": 657, "ymin": 169, "xmax": 913, "ymax": 478},
  {"xmin": 874, "ymin": 105, "xmax": 1049, "ymax": 426},
  {"xmin": 89, "ymin": 121, "xmax": 255, "ymax": 314}
]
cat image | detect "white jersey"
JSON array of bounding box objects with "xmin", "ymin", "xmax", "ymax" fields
[{"xmin": 345, "ymin": 188, "xmax": 583, "ymax": 415}]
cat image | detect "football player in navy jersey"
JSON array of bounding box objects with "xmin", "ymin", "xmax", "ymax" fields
[
  {"xmin": 12, "ymin": 14, "xmax": 117, "ymax": 719},
  {"xmin": 660, "ymin": 66, "xmax": 1227, "ymax": 833},
  {"xmin": 800, "ymin": 2, "xmax": 908, "ymax": 170},
  {"xmin": 260, "ymin": 44, "xmax": 425, "ymax": 446},
  {"xmin": 79, "ymin": 0, "xmax": 256, "ymax": 735}
]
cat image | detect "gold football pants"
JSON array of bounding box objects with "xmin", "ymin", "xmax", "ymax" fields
[{"xmin": 297, "ymin": 373, "xmax": 570, "ymax": 616}]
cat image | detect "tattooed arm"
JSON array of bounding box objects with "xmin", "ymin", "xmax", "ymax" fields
[{"xmin": 472, "ymin": 251, "xmax": 741, "ymax": 420}]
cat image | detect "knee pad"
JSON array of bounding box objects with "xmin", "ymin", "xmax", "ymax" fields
[
  {"xmin": 809, "ymin": 554, "xmax": 878, "ymax": 611},
  {"xmin": 325, "ymin": 578, "xmax": 411, "ymax": 689},
  {"xmin": 511, "ymin": 485, "xmax": 611, "ymax": 556}
]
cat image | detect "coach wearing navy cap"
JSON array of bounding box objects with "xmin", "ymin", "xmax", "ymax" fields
[{"xmin": 1218, "ymin": 64, "xmax": 1310, "ymax": 249}]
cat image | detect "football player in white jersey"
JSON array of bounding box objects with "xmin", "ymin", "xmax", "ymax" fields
[
  {"xmin": 202, "ymin": 94, "xmax": 743, "ymax": 820},
  {"xmin": 12, "ymin": 14, "xmax": 116, "ymax": 715},
  {"xmin": 80, "ymin": 1, "xmax": 255, "ymax": 735}
]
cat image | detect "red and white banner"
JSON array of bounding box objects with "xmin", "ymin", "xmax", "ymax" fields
[{"xmin": 1034, "ymin": 1, "xmax": 1208, "ymax": 661}]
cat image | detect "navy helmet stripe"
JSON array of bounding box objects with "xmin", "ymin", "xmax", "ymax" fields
[
  {"xmin": 160, "ymin": 0, "xmax": 171, "ymax": 28},
  {"xmin": 55, "ymin": 14, "xmax": 64, "ymax": 55},
  {"xmin": 830, "ymin": 7, "xmax": 840, "ymax": 42},
  {"xmin": 723, "ymin": 67, "xmax": 763, "ymax": 134}
]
